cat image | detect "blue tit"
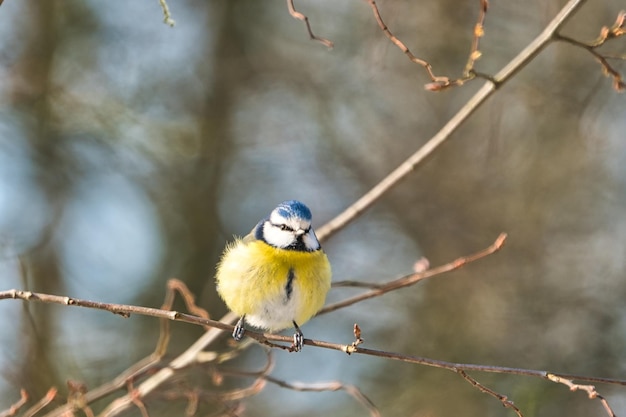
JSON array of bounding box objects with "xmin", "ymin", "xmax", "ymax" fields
[{"xmin": 216, "ymin": 200, "xmax": 331, "ymax": 352}]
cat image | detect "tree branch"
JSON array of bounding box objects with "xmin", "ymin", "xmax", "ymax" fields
[
  {"xmin": 0, "ymin": 390, "xmax": 28, "ymax": 417},
  {"xmin": 554, "ymin": 10, "xmax": 626, "ymax": 91},
  {"xmin": 316, "ymin": 0, "xmax": 587, "ymax": 242},
  {"xmin": 547, "ymin": 374, "xmax": 617, "ymax": 417},
  {"xmin": 457, "ymin": 370, "xmax": 523, "ymax": 417},
  {"xmin": 158, "ymin": 0, "xmax": 175, "ymax": 27},
  {"xmin": 287, "ymin": 0, "xmax": 333, "ymax": 48},
  {"xmin": 321, "ymin": 233, "xmax": 507, "ymax": 314}
]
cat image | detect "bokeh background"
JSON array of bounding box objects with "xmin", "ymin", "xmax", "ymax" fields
[{"xmin": 1, "ymin": 0, "xmax": 625, "ymax": 416}]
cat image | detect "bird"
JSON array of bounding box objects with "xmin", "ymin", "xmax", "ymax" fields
[{"xmin": 215, "ymin": 200, "xmax": 331, "ymax": 352}]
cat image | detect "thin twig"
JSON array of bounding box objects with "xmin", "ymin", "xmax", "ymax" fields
[
  {"xmin": 457, "ymin": 370, "xmax": 523, "ymax": 417},
  {"xmin": 0, "ymin": 290, "xmax": 236, "ymax": 334},
  {"xmin": 547, "ymin": 374, "xmax": 617, "ymax": 417},
  {"xmin": 464, "ymin": 0, "xmax": 489, "ymax": 77},
  {"xmin": 264, "ymin": 376, "xmax": 381, "ymax": 417},
  {"xmin": 553, "ymin": 10, "xmax": 626, "ymax": 91},
  {"xmin": 158, "ymin": 0, "xmax": 176, "ymax": 27},
  {"xmin": 23, "ymin": 388, "xmax": 57, "ymax": 417},
  {"xmin": 316, "ymin": 0, "xmax": 587, "ymax": 242},
  {"xmin": 219, "ymin": 350, "xmax": 379, "ymax": 416},
  {"xmin": 97, "ymin": 312, "xmax": 238, "ymax": 417},
  {"xmin": 287, "ymin": 0, "xmax": 333, "ymax": 48},
  {"xmin": 0, "ymin": 390, "xmax": 28, "ymax": 417},
  {"xmin": 364, "ymin": 0, "xmax": 456, "ymax": 89},
  {"xmin": 127, "ymin": 380, "xmax": 150, "ymax": 417},
  {"xmin": 43, "ymin": 356, "xmax": 161, "ymax": 417},
  {"xmin": 365, "ymin": 0, "xmax": 491, "ymax": 89},
  {"xmin": 320, "ymin": 233, "xmax": 507, "ymax": 314},
  {"xmin": 157, "ymin": 279, "xmax": 211, "ymax": 357},
  {"xmin": 212, "ymin": 379, "xmax": 268, "ymax": 402},
  {"xmin": 208, "ymin": 350, "xmax": 274, "ymax": 403}
]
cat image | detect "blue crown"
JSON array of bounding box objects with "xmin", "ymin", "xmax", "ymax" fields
[{"xmin": 274, "ymin": 200, "xmax": 312, "ymax": 221}]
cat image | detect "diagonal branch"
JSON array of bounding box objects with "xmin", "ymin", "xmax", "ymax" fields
[
  {"xmin": 96, "ymin": 312, "xmax": 237, "ymax": 417},
  {"xmin": 554, "ymin": 10, "xmax": 626, "ymax": 92},
  {"xmin": 458, "ymin": 370, "xmax": 523, "ymax": 417},
  {"xmin": 316, "ymin": 0, "xmax": 587, "ymax": 243},
  {"xmin": 320, "ymin": 233, "xmax": 507, "ymax": 314},
  {"xmin": 23, "ymin": 388, "xmax": 57, "ymax": 417}
]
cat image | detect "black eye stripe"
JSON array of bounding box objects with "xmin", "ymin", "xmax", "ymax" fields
[
  {"xmin": 271, "ymin": 222, "xmax": 294, "ymax": 232},
  {"xmin": 269, "ymin": 222, "xmax": 313, "ymax": 234}
]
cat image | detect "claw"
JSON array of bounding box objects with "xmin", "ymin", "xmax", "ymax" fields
[
  {"xmin": 291, "ymin": 321, "xmax": 304, "ymax": 352},
  {"xmin": 233, "ymin": 316, "xmax": 246, "ymax": 341}
]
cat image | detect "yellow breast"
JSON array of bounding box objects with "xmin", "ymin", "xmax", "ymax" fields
[{"xmin": 216, "ymin": 238, "xmax": 331, "ymax": 331}]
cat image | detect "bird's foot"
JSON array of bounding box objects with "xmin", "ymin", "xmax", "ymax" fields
[
  {"xmin": 291, "ymin": 321, "xmax": 304, "ymax": 352},
  {"xmin": 233, "ymin": 316, "xmax": 246, "ymax": 341}
]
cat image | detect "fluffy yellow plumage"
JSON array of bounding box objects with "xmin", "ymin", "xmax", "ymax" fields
[
  {"xmin": 216, "ymin": 239, "xmax": 331, "ymax": 330},
  {"xmin": 215, "ymin": 200, "xmax": 331, "ymax": 351}
]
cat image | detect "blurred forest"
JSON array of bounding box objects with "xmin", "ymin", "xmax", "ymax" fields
[{"xmin": 1, "ymin": 0, "xmax": 625, "ymax": 416}]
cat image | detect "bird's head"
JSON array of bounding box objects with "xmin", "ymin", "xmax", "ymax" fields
[{"xmin": 256, "ymin": 200, "xmax": 321, "ymax": 251}]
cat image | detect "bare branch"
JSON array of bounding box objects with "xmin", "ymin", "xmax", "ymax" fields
[
  {"xmin": 363, "ymin": 0, "xmax": 458, "ymax": 90},
  {"xmin": 23, "ymin": 388, "xmax": 57, "ymax": 417},
  {"xmin": 365, "ymin": 0, "xmax": 491, "ymax": 90},
  {"xmin": 127, "ymin": 379, "xmax": 150, "ymax": 417},
  {"xmin": 158, "ymin": 0, "xmax": 176, "ymax": 27},
  {"xmin": 156, "ymin": 279, "xmax": 212, "ymax": 357},
  {"xmin": 2, "ymin": 233, "xmax": 506, "ymax": 358},
  {"xmin": 219, "ymin": 349, "xmax": 379, "ymax": 416},
  {"xmin": 554, "ymin": 10, "xmax": 626, "ymax": 91},
  {"xmin": 0, "ymin": 390, "xmax": 28, "ymax": 417},
  {"xmin": 97, "ymin": 312, "xmax": 238, "ymax": 417},
  {"xmin": 457, "ymin": 370, "xmax": 523, "ymax": 417},
  {"xmin": 464, "ymin": 0, "xmax": 489, "ymax": 77},
  {"xmin": 287, "ymin": 0, "xmax": 333, "ymax": 48},
  {"xmin": 264, "ymin": 376, "xmax": 381, "ymax": 417},
  {"xmin": 321, "ymin": 233, "xmax": 507, "ymax": 314},
  {"xmin": 547, "ymin": 374, "xmax": 617, "ymax": 417},
  {"xmin": 3, "ymin": 237, "xmax": 624, "ymax": 417},
  {"xmin": 5, "ymin": 286, "xmax": 626, "ymax": 393},
  {"xmin": 316, "ymin": 0, "xmax": 587, "ymax": 242},
  {"xmin": 0, "ymin": 290, "xmax": 235, "ymax": 334}
]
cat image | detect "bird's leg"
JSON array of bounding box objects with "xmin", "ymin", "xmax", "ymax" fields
[
  {"xmin": 292, "ymin": 321, "xmax": 304, "ymax": 352},
  {"xmin": 233, "ymin": 316, "xmax": 246, "ymax": 341}
]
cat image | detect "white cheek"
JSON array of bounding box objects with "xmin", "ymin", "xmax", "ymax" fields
[{"xmin": 263, "ymin": 224, "xmax": 295, "ymax": 248}]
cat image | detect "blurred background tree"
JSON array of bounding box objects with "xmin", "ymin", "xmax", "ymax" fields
[{"xmin": 0, "ymin": 0, "xmax": 625, "ymax": 416}]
